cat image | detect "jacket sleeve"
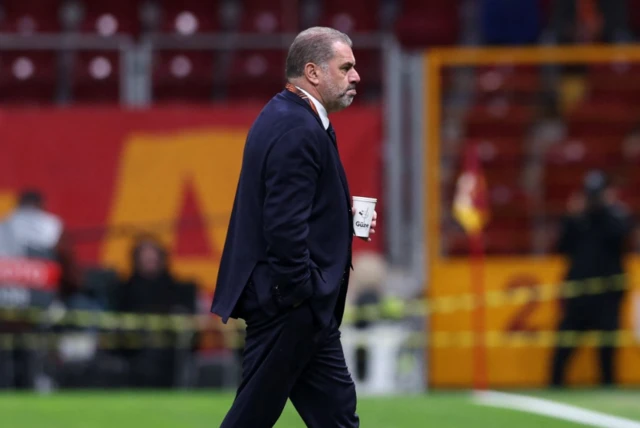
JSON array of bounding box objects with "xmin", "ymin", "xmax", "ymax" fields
[{"xmin": 263, "ymin": 127, "xmax": 321, "ymax": 289}]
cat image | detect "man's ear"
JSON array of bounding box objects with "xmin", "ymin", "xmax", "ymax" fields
[{"xmin": 304, "ymin": 63, "xmax": 321, "ymax": 85}]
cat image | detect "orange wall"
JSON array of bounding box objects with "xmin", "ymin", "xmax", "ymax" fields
[{"xmin": 429, "ymin": 256, "xmax": 640, "ymax": 387}]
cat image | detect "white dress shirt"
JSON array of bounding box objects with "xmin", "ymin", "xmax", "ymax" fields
[{"xmin": 296, "ymin": 86, "xmax": 330, "ymax": 130}]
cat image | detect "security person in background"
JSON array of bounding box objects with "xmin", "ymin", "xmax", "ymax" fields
[
  {"xmin": 0, "ymin": 190, "xmax": 75, "ymax": 388},
  {"xmin": 550, "ymin": 170, "xmax": 633, "ymax": 387}
]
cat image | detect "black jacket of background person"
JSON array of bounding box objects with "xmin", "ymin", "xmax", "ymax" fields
[
  {"xmin": 211, "ymin": 88, "xmax": 354, "ymax": 328},
  {"xmin": 558, "ymin": 203, "xmax": 632, "ymax": 292}
]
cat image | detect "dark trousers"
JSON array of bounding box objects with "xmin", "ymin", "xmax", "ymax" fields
[
  {"xmin": 550, "ymin": 294, "xmax": 622, "ymax": 387},
  {"xmin": 220, "ymin": 283, "xmax": 359, "ymax": 428}
]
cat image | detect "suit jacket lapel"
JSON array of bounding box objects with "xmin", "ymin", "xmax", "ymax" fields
[
  {"xmin": 280, "ymin": 88, "xmax": 324, "ymax": 129},
  {"xmin": 327, "ymin": 128, "xmax": 352, "ymax": 207},
  {"xmin": 281, "ymin": 88, "xmax": 352, "ymax": 212}
]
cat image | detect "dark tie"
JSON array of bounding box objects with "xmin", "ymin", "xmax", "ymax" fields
[{"xmin": 327, "ymin": 123, "xmax": 337, "ymax": 146}]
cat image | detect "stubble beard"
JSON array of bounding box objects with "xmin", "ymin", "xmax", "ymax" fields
[{"xmin": 325, "ymin": 80, "xmax": 355, "ymax": 113}]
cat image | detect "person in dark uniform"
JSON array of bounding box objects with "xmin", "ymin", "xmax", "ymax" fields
[
  {"xmin": 116, "ymin": 235, "xmax": 197, "ymax": 388},
  {"xmin": 550, "ymin": 170, "xmax": 633, "ymax": 387},
  {"xmin": 211, "ymin": 27, "xmax": 376, "ymax": 427}
]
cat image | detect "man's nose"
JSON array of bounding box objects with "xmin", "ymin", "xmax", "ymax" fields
[{"xmin": 350, "ymin": 69, "xmax": 361, "ymax": 84}]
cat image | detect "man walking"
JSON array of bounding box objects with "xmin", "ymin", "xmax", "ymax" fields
[{"xmin": 211, "ymin": 27, "xmax": 375, "ymax": 427}]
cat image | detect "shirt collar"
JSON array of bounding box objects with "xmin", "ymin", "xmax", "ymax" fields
[{"xmin": 296, "ymin": 86, "xmax": 330, "ymax": 130}]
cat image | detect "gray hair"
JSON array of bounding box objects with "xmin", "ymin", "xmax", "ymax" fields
[{"xmin": 285, "ymin": 27, "xmax": 352, "ymax": 79}]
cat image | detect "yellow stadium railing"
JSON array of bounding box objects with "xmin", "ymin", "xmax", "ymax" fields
[
  {"xmin": 0, "ymin": 275, "xmax": 636, "ymax": 353},
  {"xmin": 0, "ymin": 274, "xmax": 630, "ymax": 329}
]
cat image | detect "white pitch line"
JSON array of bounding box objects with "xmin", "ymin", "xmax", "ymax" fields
[{"xmin": 473, "ymin": 390, "xmax": 640, "ymax": 428}]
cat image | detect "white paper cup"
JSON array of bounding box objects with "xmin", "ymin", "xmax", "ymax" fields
[{"xmin": 352, "ymin": 196, "xmax": 377, "ymax": 238}]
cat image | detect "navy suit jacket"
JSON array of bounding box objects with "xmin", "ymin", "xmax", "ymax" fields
[{"xmin": 211, "ymin": 89, "xmax": 353, "ymax": 327}]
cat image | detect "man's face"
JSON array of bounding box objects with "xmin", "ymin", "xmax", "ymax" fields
[
  {"xmin": 138, "ymin": 243, "xmax": 163, "ymax": 278},
  {"xmin": 317, "ymin": 41, "xmax": 360, "ymax": 113}
]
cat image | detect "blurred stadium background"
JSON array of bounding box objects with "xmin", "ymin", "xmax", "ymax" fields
[{"xmin": 2, "ymin": 0, "xmax": 640, "ymax": 426}]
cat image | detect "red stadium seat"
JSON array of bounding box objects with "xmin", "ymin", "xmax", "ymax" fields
[
  {"xmin": 0, "ymin": 0, "xmax": 62, "ymax": 33},
  {"xmin": 70, "ymin": 51, "xmax": 121, "ymax": 103},
  {"xmin": 0, "ymin": 51, "xmax": 58, "ymax": 104},
  {"xmin": 466, "ymin": 137, "xmax": 526, "ymax": 166},
  {"xmin": 149, "ymin": 1, "xmax": 220, "ymax": 102},
  {"xmin": 485, "ymin": 220, "xmax": 533, "ymax": 254},
  {"xmin": 318, "ymin": 0, "xmax": 380, "ymax": 33},
  {"xmin": 237, "ymin": 0, "xmax": 285, "ymax": 33},
  {"xmin": 541, "ymin": 162, "xmax": 600, "ymax": 215},
  {"xmin": 152, "ymin": 50, "xmax": 216, "ymax": 103},
  {"xmin": 225, "ymin": 50, "xmax": 286, "ymax": 102},
  {"xmin": 565, "ymin": 102, "xmax": 635, "ymax": 138},
  {"xmin": 474, "ymin": 65, "xmax": 540, "ymax": 105},
  {"xmin": 544, "ymin": 138, "xmax": 623, "ymax": 168},
  {"xmin": 587, "ymin": 63, "xmax": 640, "ymax": 105},
  {"xmin": 159, "ymin": 0, "xmax": 220, "ymax": 34},
  {"xmin": 77, "ymin": 0, "xmax": 142, "ymax": 36},
  {"xmin": 475, "ymin": 65, "xmax": 539, "ymax": 91},
  {"xmin": 464, "ymin": 103, "xmax": 533, "ymax": 139},
  {"xmin": 485, "ymin": 169, "xmax": 532, "ymax": 212},
  {"xmin": 394, "ymin": 0, "xmax": 460, "ymax": 47}
]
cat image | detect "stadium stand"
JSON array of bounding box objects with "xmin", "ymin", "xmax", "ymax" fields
[
  {"xmin": 3, "ymin": 0, "xmax": 637, "ymax": 257},
  {"xmin": 0, "ymin": 0, "xmax": 464, "ymax": 105}
]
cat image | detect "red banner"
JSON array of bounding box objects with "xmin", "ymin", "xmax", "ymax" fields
[
  {"xmin": 0, "ymin": 105, "xmax": 383, "ymax": 292},
  {"xmin": 0, "ymin": 258, "xmax": 61, "ymax": 290}
]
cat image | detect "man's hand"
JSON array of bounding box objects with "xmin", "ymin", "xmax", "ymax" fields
[{"xmin": 352, "ymin": 207, "xmax": 377, "ymax": 241}]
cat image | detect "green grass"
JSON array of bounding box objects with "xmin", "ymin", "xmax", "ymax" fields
[{"xmin": 1, "ymin": 389, "xmax": 639, "ymax": 427}]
